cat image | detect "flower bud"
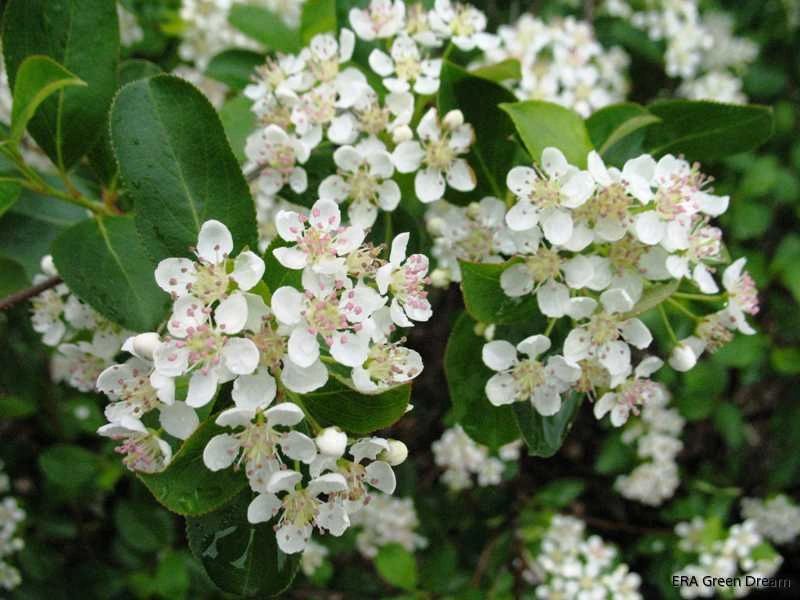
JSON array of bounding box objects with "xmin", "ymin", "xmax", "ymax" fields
[
  {"xmin": 132, "ymin": 332, "xmax": 161, "ymax": 361},
  {"xmin": 443, "ymin": 109, "xmax": 464, "ymax": 129},
  {"xmin": 40, "ymin": 255, "xmax": 57, "ymax": 276},
  {"xmin": 668, "ymin": 337, "xmax": 705, "ymax": 372},
  {"xmin": 430, "ymin": 268, "xmax": 450, "ymax": 288},
  {"xmin": 316, "ymin": 426, "xmax": 347, "ymax": 457},
  {"xmin": 392, "ymin": 125, "xmax": 413, "ymax": 144},
  {"xmin": 382, "ymin": 440, "xmax": 408, "ymax": 466}
]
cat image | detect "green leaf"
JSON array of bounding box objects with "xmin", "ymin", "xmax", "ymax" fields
[
  {"xmin": 500, "ymin": 100, "xmax": 594, "ymax": 168},
  {"xmin": 459, "ymin": 260, "xmax": 540, "ymax": 324},
  {"xmin": 300, "ymin": 377, "xmax": 410, "ymax": 434},
  {"xmin": 0, "ymin": 181, "xmax": 22, "ymax": 217},
  {"xmin": 51, "ymin": 215, "xmax": 169, "ymax": 332},
  {"xmin": 0, "ymin": 395, "xmax": 37, "ymax": 419},
  {"xmin": 39, "ymin": 444, "xmax": 101, "ymax": 495},
  {"xmin": 513, "ymin": 393, "xmax": 582, "ymax": 457},
  {"xmin": 186, "ymin": 490, "xmax": 300, "ymax": 596},
  {"xmin": 444, "ymin": 312, "xmax": 520, "ymax": 450},
  {"xmin": 594, "ymin": 430, "xmax": 637, "ymax": 475},
  {"xmin": 139, "ymin": 418, "xmax": 248, "ymax": 516},
  {"xmin": 262, "ymin": 237, "xmax": 303, "ymax": 295},
  {"xmin": 375, "ymin": 543, "xmax": 418, "ymax": 592},
  {"xmin": 111, "ymin": 75, "xmax": 258, "ymax": 260},
  {"xmin": 533, "ymin": 479, "xmax": 585, "ymax": 509},
  {"xmin": 644, "ymin": 100, "xmax": 774, "ymax": 161},
  {"xmin": 438, "ymin": 61, "xmax": 517, "ymax": 202},
  {"xmin": 118, "ymin": 59, "xmax": 163, "ymax": 84},
  {"xmin": 713, "ymin": 403, "xmax": 745, "ymax": 450},
  {"xmin": 114, "ymin": 501, "xmax": 175, "ymax": 553},
  {"xmin": 228, "ymin": 6, "xmax": 301, "ymax": 53},
  {"xmin": 9, "ymin": 56, "xmax": 86, "ymax": 144},
  {"xmin": 2, "ymin": 0, "xmax": 119, "ymax": 170},
  {"xmin": 219, "ymin": 94, "xmax": 255, "ymax": 164},
  {"xmin": 623, "ymin": 280, "xmax": 680, "ymax": 319},
  {"xmin": 0, "ymin": 256, "xmax": 28, "ymax": 297},
  {"xmin": 206, "ymin": 50, "xmax": 266, "ymax": 91},
  {"xmin": 470, "ymin": 59, "xmax": 521, "ymax": 83},
  {"xmin": 300, "ymin": 0, "xmax": 337, "ymax": 44},
  {"xmin": 585, "ymin": 103, "xmax": 661, "ymax": 164}
]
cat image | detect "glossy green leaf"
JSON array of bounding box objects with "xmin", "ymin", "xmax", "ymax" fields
[
  {"xmin": 470, "ymin": 59, "xmax": 521, "ymax": 83},
  {"xmin": 139, "ymin": 418, "xmax": 249, "ymax": 516},
  {"xmin": 444, "ymin": 312, "xmax": 520, "ymax": 450},
  {"xmin": 206, "ymin": 50, "xmax": 266, "ymax": 90},
  {"xmin": 114, "ymin": 501, "xmax": 175, "ymax": 553},
  {"xmin": 500, "ymin": 100, "xmax": 594, "ymax": 168},
  {"xmin": 299, "ymin": 377, "xmax": 410, "ymax": 434},
  {"xmin": 51, "ymin": 215, "xmax": 169, "ymax": 332},
  {"xmin": 219, "ymin": 94, "xmax": 255, "ymax": 164},
  {"xmin": 439, "ymin": 61, "xmax": 517, "ymax": 201},
  {"xmin": 229, "ymin": 6, "xmax": 301, "ymax": 53},
  {"xmin": 111, "ymin": 75, "xmax": 258, "ymax": 260},
  {"xmin": 186, "ymin": 490, "xmax": 300, "ymax": 596},
  {"xmin": 9, "ymin": 56, "xmax": 86, "ymax": 144},
  {"xmin": 586, "ymin": 103, "xmax": 661, "ymax": 164},
  {"xmin": 301, "ymin": 0, "xmax": 337, "ymax": 44},
  {"xmin": 2, "ymin": 0, "xmax": 119, "ymax": 169},
  {"xmin": 459, "ymin": 259, "xmax": 540, "ymax": 324},
  {"xmin": 513, "ymin": 393, "xmax": 582, "ymax": 457},
  {"xmin": 0, "ymin": 181, "xmax": 22, "ymax": 218},
  {"xmin": 375, "ymin": 543, "xmax": 417, "ymax": 592},
  {"xmin": 644, "ymin": 100, "xmax": 774, "ymax": 161}
]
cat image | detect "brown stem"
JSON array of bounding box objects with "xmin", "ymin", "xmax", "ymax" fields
[{"xmin": 0, "ymin": 276, "xmax": 62, "ymax": 311}]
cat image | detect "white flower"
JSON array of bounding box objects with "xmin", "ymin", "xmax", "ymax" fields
[
  {"xmin": 97, "ymin": 356, "xmax": 175, "ymax": 421},
  {"xmin": 482, "ymin": 335, "xmax": 580, "ymax": 415},
  {"xmin": 327, "ymin": 87, "xmax": 413, "ymax": 145},
  {"xmin": 392, "ymin": 108, "xmax": 476, "ymax": 203},
  {"xmin": 429, "ymin": 0, "xmax": 498, "ymax": 51},
  {"xmin": 98, "ymin": 417, "xmax": 172, "ymax": 474},
  {"xmin": 593, "ymin": 356, "xmax": 664, "ymax": 426},
  {"xmin": 301, "ymin": 29, "xmax": 356, "ymax": 84},
  {"xmin": 274, "ymin": 199, "xmax": 366, "ymax": 275},
  {"xmin": 318, "ymin": 139, "xmax": 401, "ymax": 228},
  {"xmin": 204, "ymin": 398, "xmax": 316, "ymax": 492},
  {"xmin": 247, "ymin": 470, "xmax": 350, "ymax": 553},
  {"xmin": 155, "ymin": 220, "xmax": 265, "ymax": 303},
  {"xmin": 154, "ymin": 293, "xmax": 260, "ymax": 407},
  {"xmin": 721, "ymin": 258, "xmax": 759, "ymax": 335},
  {"xmin": 668, "ymin": 336, "xmax": 706, "ymax": 372},
  {"xmin": 352, "ymin": 341, "xmax": 423, "ymax": 392},
  {"xmin": 349, "ymin": 0, "xmax": 406, "ymax": 41},
  {"xmin": 506, "ymin": 147, "xmax": 595, "ymax": 245},
  {"xmin": 376, "ymin": 232, "xmax": 432, "ymax": 326},
  {"xmin": 369, "ymin": 35, "xmax": 442, "ymax": 95},
  {"xmin": 245, "ymin": 125, "xmax": 316, "ymax": 195},
  {"xmin": 271, "ymin": 271, "xmax": 385, "ymax": 368},
  {"xmin": 564, "ymin": 288, "xmax": 652, "ymax": 376}
]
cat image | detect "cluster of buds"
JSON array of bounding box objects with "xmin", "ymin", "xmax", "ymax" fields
[{"xmin": 465, "ymin": 148, "xmax": 758, "ymax": 424}]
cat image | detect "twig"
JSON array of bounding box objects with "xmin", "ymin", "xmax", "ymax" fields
[{"xmin": 0, "ymin": 276, "xmax": 62, "ymax": 311}]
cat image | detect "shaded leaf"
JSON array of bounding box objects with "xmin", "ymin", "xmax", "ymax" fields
[
  {"xmin": 513, "ymin": 393, "xmax": 582, "ymax": 457},
  {"xmin": 459, "ymin": 260, "xmax": 540, "ymax": 324}
]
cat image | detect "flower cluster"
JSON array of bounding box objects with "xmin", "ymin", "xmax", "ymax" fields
[
  {"xmin": 178, "ymin": 0, "xmax": 304, "ymax": 70},
  {"xmin": 521, "ymin": 514, "xmax": 643, "ymax": 599},
  {"xmin": 0, "ymin": 463, "xmax": 24, "ymax": 592},
  {"xmin": 431, "ymin": 425, "xmax": 521, "ymax": 490},
  {"xmin": 475, "ymin": 147, "xmax": 757, "ymax": 421},
  {"xmin": 28, "ymin": 256, "xmax": 131, "ymax": 393},
  {"xmin": 484, "ymin": 14, "xmax": 630, "ymax": 116},
  {"xmin": 605, "ymin": 1, "xmax": 757, "ymax": 103},
  {"xmin": 613, "ymin": 384, "xmax": 685, "ymax": 506},
  {"xmin": 243, "ymin": 0, "xmax": 497, "ymax": 250},
  {"xmin": 673, "ymin": 517, "xmax": 782, "ymax": 598},
  {"xmin": 740, "ymin": 495, "xmax": 800, "ymax": 546},
  {"xmin": 243, "ymin": 432, "xmax": 409, "ymax": 554},
  {"xmin": 349, "ymin": 493, "xmax": 427, "ymax": 559}
]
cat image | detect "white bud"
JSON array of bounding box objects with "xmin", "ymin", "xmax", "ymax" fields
[
  {"xmin": 40, "ymin": 255, "xmax": 57, "ymax": 277},
  {"xmin": 316, "ymin": 426, "xmax": 347, "ymax": 457},
  {"xmin": 443, "ymin": 109, "xmax": 464, "ymax": 129},
  {"xmin": 426, "ymin": 216, "xmax": 445, "ymax": 236},
  {"xmin": 132, "ymin": 332, "xmax": 161, "ymax": 361},
  {"xmin": 392, "ymin": 125, "xmax": 413, "ymax": 144},
  {"xmin": 430, "ymin": 268, "xmax": 451, "ymax": 288},
  {"xmin": 483, "ymin": 324, "xmax": 496, "ymax": 341},
  {"xmin": 382, "ymin": 440, "xmax": 408, "ymax": 466},
  {"xmin": 668, "ymin": 337, "xmax": 705, "ymax": 372}
]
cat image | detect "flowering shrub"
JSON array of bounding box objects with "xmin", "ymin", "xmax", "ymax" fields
[{"xmin": 0, "ymin": 0, "xmax": 798, "ymax": 597}]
